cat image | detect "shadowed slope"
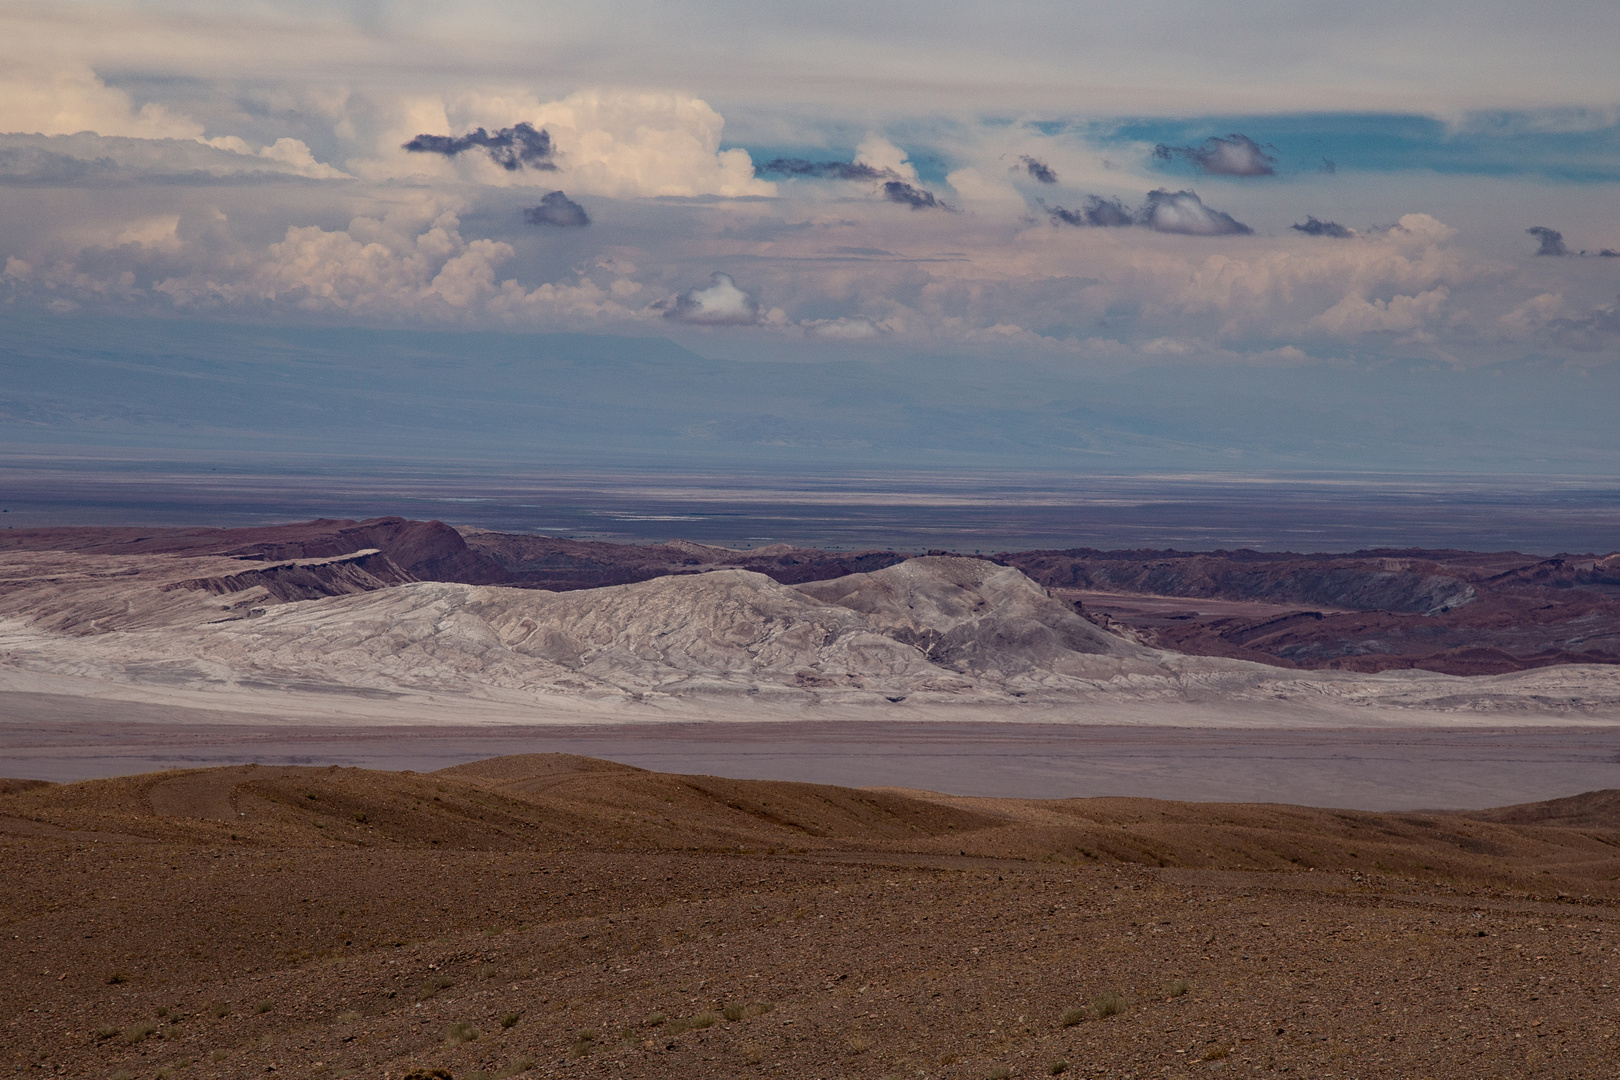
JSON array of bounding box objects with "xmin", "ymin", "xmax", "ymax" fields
[
  {"xmin": 799, "ymin": 556, "xmax": 1147, "ymax": 674},
  {"xmin": 1466, "ymin": 788, "xmax": 1620, "ymax": 829}
]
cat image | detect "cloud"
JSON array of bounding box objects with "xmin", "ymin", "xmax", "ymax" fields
[
  {"xmin": 0, "ymin": 63, "xmax": 204, "ymax": 140},
  {"xmin": 664, "ymin": 272, "xmax": 760, "ymax": 325},
  {"xmin": 403, "ymin": 122, "xmax": 557, "ymax": 171},
  {"xmin": 1292, "ymin": 216, "xmax": 1354, "ymax": 238},
  {"xmin": 1018, "ymin": 155, "xmax": 1058, "ymax": 183},
  {"xmin": 803, "ymin": 315, "xmax": 884, "ymax": 339},
  {"xmin": 882, "ymin": 180, "xmax": 949, "ymax": 210},
  {"xmin": 0, "ymin": 132, "xmax": 348, "ymax": 185},
  {"xmin": 1526, "ymin": 226, "xmax": 1568, "ymax": 256},
  {"xmin": 523, "ymin": 190, "xmax": 589, "ymax": 227},
  {"xmin": 1500, "ymin": 289, "xmax": 1620, "ymax": 349},
  {"xmin": 755, "ymin": 158, "xmax": 894, "ymax": 180},
  {"xmin": 853, "ymin": 135, "xmax": 919, "ymax": 182},
  {"xmin": 1042, "ymin": 195, "xmax": 1133, "ymax": 228},
  {"xmin": 1153, "ymin": 134, "xmax": 1277, "ymax": 177},
  {"xmin": 1041, "ymin": 190, "xmax": 1248, "ymax": 234},
  {"xmin": 1138, "ymin": 189, "xmax": 1252, "ymax": 235},
  {"xmin": 368, "ymin": 90, "xmax": 772, "ymax": 198}
]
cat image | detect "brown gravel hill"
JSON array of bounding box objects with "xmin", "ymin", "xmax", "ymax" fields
[{"xmin": 4, "ymin": 757, "xmax": 1620, "ymax": 1079}]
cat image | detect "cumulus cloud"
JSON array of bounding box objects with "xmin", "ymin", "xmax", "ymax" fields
[
  {"xmin": 664, "ymin": 272, "xmax": 760, "ymax": 325},
  {"xmin": 756, "ymin": 146, "xmax": 946, "ymax": 209},
  {"xmin": 1138, "ymin": 189, "xmax": 1252, "ymax": 235},
  {"xmin": 1292, "ymin": 216, "xmax": 1354, "ymax": 238},
  {"xmin": 803, "ymin": 315, "xmax": 884, "ymax": 339},
  {"xmin": 523, "ymin": 190, "xmax": 589, "ymax": 227},
  {"xmin": 1018, "ymin": 155, "xmax": 1058, "ymax": 183},
  {"xmin": 1043, "ymin": 190, "xmax": 1249, "ymax": 235},
  {"xmin": 0, "ymin": 132, "xmax": 348, "ymax": 184},
  {"xmin": 755, "ymin": 158, "xmax": 895, "ymax": 180},
  {"xmin": 1499, "ymin": 291, "xmax": 1620, "ymax": 349},
  {"xmin": 853, "ymin": 135, "xmax": 919, "ymax": 182},
  {"xmin": 882, "ymin": 180, "xmax": 949, "ymax": 210},
  {"xmin": 1526, "ymin": 226, "xmax": 1568, "ymax": 256},
  {"xmin": 366, "ymin": 90, "xmax": 772, "ymax": 198},
  {"xmin": 0, "ymin": 63, "xmax": 204, "ymax": 140},
  {"xmin": 403, "ymin": 122, "xmax": 557, "ymax": 171},
  {"xmin": 1153, "ymin": 134, "xmax": 1276, "ymax": 177},
  {"xmin": 1042, "ymin": 195, "xmax": 1133, "ymax": 228}
]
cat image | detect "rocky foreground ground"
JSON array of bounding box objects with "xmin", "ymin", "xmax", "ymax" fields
[{"xmin": 4, "ymin": 756, "xmax": 1619, "ymax": 1079}]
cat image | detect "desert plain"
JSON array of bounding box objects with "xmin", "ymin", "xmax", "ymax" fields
[{"xmin": 5, "ymin": 755, "xmax": 1620, "ymax": 1080}]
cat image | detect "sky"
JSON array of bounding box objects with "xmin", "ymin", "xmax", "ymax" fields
[{"xmin": 2, "ymin": 1, "xmax": 1619, "ymax": 480}]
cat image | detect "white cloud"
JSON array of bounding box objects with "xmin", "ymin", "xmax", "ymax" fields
[
  {"xmin": 1310, "ymin": 285, "xmax": 1451, "ymax": 336},
  {"xmin": 854, "ymin": 135, "xmax": 918, "ymax": 183},
  {"xmin": 665, "ymin": 272, "xmax": 760, "ymax": 325},
  {"xmin": 0, "ymin": 63, "xmax": 203, "ymax": 139},
  {"xmin": 357, "ymin": 89, "xmax": 773, "ymax": 198},
  {"xmin": 255, "ymin": 137, "xmax": 351, "ymax": 180}
]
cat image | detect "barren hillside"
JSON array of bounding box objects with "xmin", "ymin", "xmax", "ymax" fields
[{"xmin": 4, "ymin": 757, "xmax": 1618, "ymax": 1079}]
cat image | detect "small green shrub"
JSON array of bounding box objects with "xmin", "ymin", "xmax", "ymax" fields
[
  {"xmin": 209, "ymin": 1001, "xmax": 231, "ymax": 1018},
  {"xmin": 209, "ymin": 1049, "xmax": 230, "ymax": 1064},
  {"xmin": 500, "ymin": 1011, "xmax": 522, "ymax": 1029},
  {"xmin": 416, "ymin": 975, "xmax": 454, "ymax": 1001},
  {"xmin": 1060, "ymin": 1007, "xmax": 1087, "ymax": 1027},
  {"xmin": 447, "ymin": 1021, "xmax": 480, "ymax": 1045},
  {"xmin": 94, "ymin": 1025, "xmax": 120, "ymax": 1041},
  {"xmin": 1093, "ymin": 991, "xmax": 1127, "ymax": 1018},
  {"xmin": 1165, "ymin": 978, "xmax": 1189, "ymax": 998},
  {"xmin": 690, "ymin": 1011, "xmax": 720, "ymax": 1029},
  {"xmin": 121, "ymin": 1022, "xmax": 156, "ymax": 1045},
  {"xmin": 989, "ymin": 1067, "xmax": 1011, "ymax": 1080},
  {"xmin": 255, "ymin": 1000, "xmax": 274, "ymax": 1014},
  {"xmin": 722, "ymin": 1003, "xmax": 746, "ymax": 1022},
  {"xmin": 644, "ymin": 1013, "xmax": 667, "ymax": 1027},
  {"xmin": 1048, "ymin": 1060, "xmax": 1068, "ymax": 1075}
]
